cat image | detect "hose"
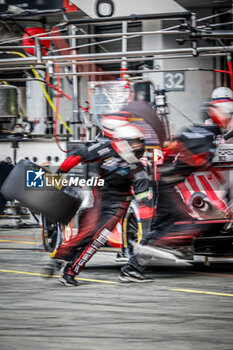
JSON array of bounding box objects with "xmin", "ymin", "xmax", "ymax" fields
[
  {"xmin": 54, "ymin": 64, "xmax": 68, "ymax": 153},
  {"xmin": 10, "ymin": 51, "xmax": 73, "ymax": 135},
  {"xmin": 227, "ymin": 55, "xmax": 233, "ymax": 93}
]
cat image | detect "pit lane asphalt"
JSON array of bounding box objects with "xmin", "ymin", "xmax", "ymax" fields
[{"xmin": 1, "ymin": 224, "xmax": 233, "ymax": 350}]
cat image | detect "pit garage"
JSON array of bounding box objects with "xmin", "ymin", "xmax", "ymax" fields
[{"xmin": 1, "ymin": 1, "xmax": 233, "ymax": 349}]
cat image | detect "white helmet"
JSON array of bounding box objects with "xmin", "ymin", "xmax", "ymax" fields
[
  {"xmin": 211, "ymin": 87, "xmax": 233, "ymax": 101},
  {"xmin": 99, "ymin": 113, "xmax": 130, "ymax": 138},
  {"xmin": 113, "ymin": 124, "xmax": 144, "ymax": 141},
  {"xmin": 210, "ymin": 87, "xmax": 233, "ymax": 129},
  {"xmin": 112, "ymin": 124, "xmax": 145, "ymax": 164}
]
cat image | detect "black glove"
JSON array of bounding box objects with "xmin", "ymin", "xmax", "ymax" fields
[{"xmin": 55, "ymin": 168, "xmax": 65, "ymax": 175}]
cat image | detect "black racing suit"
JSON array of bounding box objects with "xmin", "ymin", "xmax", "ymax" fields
[
  {"xmin": 124, "ymin": 125, "xmax": 217, "ymax": 273},
  {"xmin": 54, "ymin": 139, "xmax": 150, "ymax": 277}
]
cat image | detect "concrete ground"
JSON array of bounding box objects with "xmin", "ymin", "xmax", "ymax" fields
[{"xmin": 1, "ymin": 223, "xmax": 233, "ymax": 350}]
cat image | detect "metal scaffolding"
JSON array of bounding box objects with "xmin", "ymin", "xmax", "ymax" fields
[{"xmin": 0, "ymin": 10, "xmax": 233, "ymax": 138}]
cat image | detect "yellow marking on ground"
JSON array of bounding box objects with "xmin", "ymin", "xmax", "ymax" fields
[
  {"xmin": 171, "ymin": 288, "xmax": 233, "ymax": 297},
  {"xmin": 0, "ymin": 239, "xmax": 39, "ymax": 245},
  {"xmin": 0, "ymin": 269, "xmax": 119, "ymax": 284}
]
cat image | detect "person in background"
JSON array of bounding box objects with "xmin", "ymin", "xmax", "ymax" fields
[
  {"xmin": 206, "ymin": 86, "xmax": 233, "ymax": 212},
  {"xmin": 205, "ymin": 87, "xmax": 233, "ymax": 142}
]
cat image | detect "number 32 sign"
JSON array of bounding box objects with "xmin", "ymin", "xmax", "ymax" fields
[{"xmin": 164, "ymin": 71, "xmax": 185, "ymax": 91}]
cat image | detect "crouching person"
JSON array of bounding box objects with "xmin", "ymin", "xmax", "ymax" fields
[{"xmin": 52, "ymin": 124, "xmax": 151, "ymax": 286}]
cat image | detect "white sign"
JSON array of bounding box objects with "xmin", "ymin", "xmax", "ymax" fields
[
  {"xmin": 71, "ymin": 0, "xmax": 185, "ymax": 18},
  {"xmin": 164, "ymin": 71, "xmax": 185, "ymax": 91},
  {"xmin": 213, "ymin": 144, "xmax": 233, "ymax": 163}
]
